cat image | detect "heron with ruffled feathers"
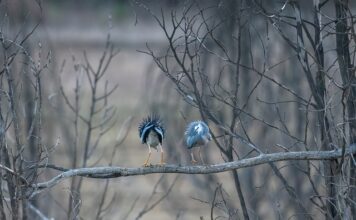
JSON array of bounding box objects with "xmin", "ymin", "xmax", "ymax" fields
[
  {"xmin": 185, "ymin": 120, "xmax": 212, "ymax": 164},
  {"xmin": 138, "ymin": 115, "xmax": 165, "ymax": 166}
]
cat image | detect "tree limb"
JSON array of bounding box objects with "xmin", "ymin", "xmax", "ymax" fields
[{"xmin": 29, "ymin": 144, "xmax": 356, "ymax": 197}]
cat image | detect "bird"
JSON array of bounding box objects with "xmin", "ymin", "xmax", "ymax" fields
[
  {"xmin": 138, "ymin": 115, "xmax": 165, "ymax": 166},
  {"xmin": 185, "ymin": 120, "xmax": 212, "ymax": 164}
]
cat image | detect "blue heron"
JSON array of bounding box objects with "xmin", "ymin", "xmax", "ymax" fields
[
  {"xmin": 185, "ymin": 121, "xmax": 212, "ymax": 164},
  {"xmin": 138, "ymin": 115, "xmax": 165, "ymax": 166}
]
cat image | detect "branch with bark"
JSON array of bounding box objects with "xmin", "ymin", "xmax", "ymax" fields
[{"xmin": 30, "ymin": 145, "xmax": 356, "ymax": 196}]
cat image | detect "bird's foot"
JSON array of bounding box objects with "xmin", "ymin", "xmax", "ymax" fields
[
  {"xmin": 143, "ymin": 163, "xmax": 152, "ymax": 167},
  {"xmin": 191, "ymin": 159, "xmax": 198, "ymax": 164},
  {"xmin": 159, "ymin": 162, "xmax": 166, "ymax": 166}
]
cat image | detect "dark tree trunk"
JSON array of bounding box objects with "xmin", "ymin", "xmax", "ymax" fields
[{"xmin": 334, "ymin": 0, "xmax": 355, "ymax": 218}]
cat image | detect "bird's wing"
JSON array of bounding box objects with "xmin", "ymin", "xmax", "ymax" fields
[
  {"xmin": 140, "ymin": 124, "xmax": 154, "ymax": 144},
  {"xmin": 200, "ymin": 121, "xmax": 212, "ymax": 140},
  {"xmin": 154, "ymin": 127, "xmax": 164, "ymax": 143},
  {"xmin": 185, "ymin": 121, "xmax": 201, "ymax": 148},
  {"xmin": 185, "ymin": 121, "xmax": 198, "ymax": 135}
]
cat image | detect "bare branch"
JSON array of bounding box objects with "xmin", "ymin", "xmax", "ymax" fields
[
  {"xmin": 28, "ymin": 203, "xmax": 54, "ymax": 220},
  {"xmin": 30, "ymin": 145, "xmax": 356, "ymax": 196},
  {"xmin": 135, "ymin": 175, "xmax": 179, "ymax": 220}
]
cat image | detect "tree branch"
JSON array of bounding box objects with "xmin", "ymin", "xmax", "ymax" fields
[{"xmin": 29, "ymin": 144, "xmax": 356, "ymax": 197}]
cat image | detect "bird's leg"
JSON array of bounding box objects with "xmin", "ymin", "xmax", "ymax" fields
[
  {"xmin": 190, "ymin": 149, "xmax": 198, "ymax": 164},
  {"xmin": 159, "ymin": 144, "xmax": 165, "ymax": 165},
  {"xmin": 143, "ymin": 144, "xmax": 152, "ymax": 167},
  {"xmin": 198, "ymin": 146, "xmax": 205, "ymax": 165}
]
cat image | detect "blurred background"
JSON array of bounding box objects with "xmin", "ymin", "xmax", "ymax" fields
[
  {"xmin": 3, "ymin": 1, "xmax": 231, "ymax": 219},
  {"xmin": 1, "ymin": 0, "xmax": 356, "ymax": 219},
  {"xmin": 36, "ymin": 1, "xmax": 206, "ymax": 219}
]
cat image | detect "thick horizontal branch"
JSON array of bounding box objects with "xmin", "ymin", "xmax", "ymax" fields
[{"xmin": 32, "ymin": 145, "xmax": 356, "ymax": 194}]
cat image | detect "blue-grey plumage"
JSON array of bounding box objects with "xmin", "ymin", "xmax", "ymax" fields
[
  {"xmin": 185, "ymin": 120, "xmax": 212, "ymax": 164},
  {"xmin": 185, "ymin": 121, "xmax": 212, "ymax": 148},
  {"xmin": 138, "ymin": 115, "xmax": 165, "ymax": 166},
  {"xmin": 139, "ymin": 115, "xmax": 165, "ymax": 146}
]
